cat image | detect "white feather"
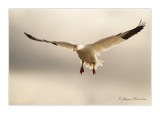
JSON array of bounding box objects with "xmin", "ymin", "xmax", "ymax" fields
[
  {"xmin": 56, "ymin": 41, "xmax": 76, "ymax": 50},
  {"xmin": 91, "ymin": 35, "xmax": 125, "ymax": 55}
]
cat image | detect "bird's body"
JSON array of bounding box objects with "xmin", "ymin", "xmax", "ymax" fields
[
  {"xmin": 24, "ymin": 20, "xmax": 146, "ymax": 75},
  {"xmin": 77, "ymin": 45, "xmax": 96, "ymax": 64},
  {"xmin": 76, "ymin": 44, "xmax": 102, "ymax": 69}
]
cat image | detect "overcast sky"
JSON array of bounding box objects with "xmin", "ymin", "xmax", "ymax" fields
[{"xmin": 9, "ymin": 9, "xmax": 151, "ymax": 105}]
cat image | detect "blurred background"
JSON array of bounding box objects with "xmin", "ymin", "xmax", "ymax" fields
[{"xmin": 9, "ymin": 9, "xmax": 151, "ymax": 105}]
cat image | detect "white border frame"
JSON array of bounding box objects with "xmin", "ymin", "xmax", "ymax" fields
[{"xmin": 0, "ymin": 0, "xmax": 159, "ymax": 114}]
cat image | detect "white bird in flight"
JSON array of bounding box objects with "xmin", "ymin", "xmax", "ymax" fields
[{"xmin": 24, "ymin": 20, "xmax": 146, "ymax": 75}]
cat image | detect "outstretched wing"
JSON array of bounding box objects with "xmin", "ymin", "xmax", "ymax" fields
[
  {"xmin": 24, "ymin": 32, "xmax": 76, "ymax": 50},
  {"xmin": 91, "ymin": 20, "xmax": 146, "ymax": 54}
]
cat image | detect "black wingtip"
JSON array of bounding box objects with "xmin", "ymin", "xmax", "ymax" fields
[
  {"xmin": 24, "ymin": 32, "xmax": 28, "ymax": 35},
  {"xmin": 138, "ymin": 19, "xmax": 147, "ymax": 27},
  {"xmin": 24, "ymin": 32, "xmax": 27, "ymax": 36},
  {"xmin": 121, "ymin": 20, "xmax": 146, "ymax": 40},
  {"xmin": 24, "ymin": 32, "xmax": 44, "ymax": 42},
  {"xmin": 24, "ymin": 32, "xmax": 32, "ymax": 38}
]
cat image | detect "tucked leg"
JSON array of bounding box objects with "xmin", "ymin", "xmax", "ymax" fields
[
  {"xmin": 80, "ymin": 61, "xmax": 84, "ymax": 75},
  {"xmin": 92, "ymin": 62, "xmax": 96, "ymax": 75}
]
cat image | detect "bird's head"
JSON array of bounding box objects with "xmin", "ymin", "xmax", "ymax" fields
[{"xmin": 73, "ymin": 44, "xmax": 84, "ymax": 51}]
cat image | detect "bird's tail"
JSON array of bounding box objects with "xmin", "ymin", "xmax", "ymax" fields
[{"xmin": 82, "ymin": 59, "xmax": 104, "ymax": 70}]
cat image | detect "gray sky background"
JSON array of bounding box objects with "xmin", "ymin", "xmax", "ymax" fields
[{"xmin": 9, "ymin": 9, "xmax": 151, "ymax": 105}]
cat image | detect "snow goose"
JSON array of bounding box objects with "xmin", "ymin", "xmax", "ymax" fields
[{"xmin": 24, "ymin": 20, "xmax": 146, "ymax": 75}]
